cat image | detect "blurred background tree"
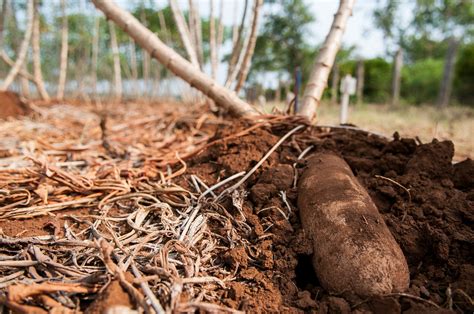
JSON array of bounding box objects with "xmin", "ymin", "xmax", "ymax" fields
[{"xmin": 0, "ymin": 0, "xmax": 472, "ymax": 107}]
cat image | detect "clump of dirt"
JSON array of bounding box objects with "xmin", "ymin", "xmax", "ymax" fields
[
  {"xmin": 182, "ymin": 121, "xmax": 473, "ymax": 313},
  {"xmin": 0, "ymin": 91, "xmax": 30, "ymax": 119},
  {"xmin": 86, "ymin": 276, "xmax": 136, "ymax": 313}
]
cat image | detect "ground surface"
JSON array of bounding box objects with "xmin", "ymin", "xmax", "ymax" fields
[
  {"xmin": 266, "ymin": 102, "xmax": 474, "ymax": 162},
  {"xmin": 0, "ymin": 100, "xmax": 472, "ymax": 313}
]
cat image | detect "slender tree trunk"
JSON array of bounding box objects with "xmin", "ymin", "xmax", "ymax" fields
[
  {"xmin": 152, "ymin": 59, "xmax": 161, "ymax": 98},
  {"xmin": 209, "ymin": 0, "xmax": 217, "ymax": 79},
  {"xmin": 57, "ymin": 0, "xmax": 68, "ymax": 100},
  {"xmin": 8, "ymin": 1, "xmax": 34, "ymax": 98},
  {"xmin": 188, "ymin": 0, "xmax": 203, "ymax": 67},
  {"xmin": 91, "ymin": 16, "xmax": 99, "ymax": 95},
  {"xmin": 1, "ymin": 0, "xmax": 33, "ymax": 91},
  {"xmin": 275, "ymin": 79, "xmax": 281, "ymax": 103},
  {"xmin": 234, "ymin": 0, "xmax": 263, "ymax": 93},
  {"xmin": 216, "ymin": 0, "xmax": 224, "ymax": 76},
  {"xmin": 5, "ymin": 1, "xmax": 31, "ymax": 96},
  {"xmin": 92, "ymin": 0, "xmax": 258, "ymax": 117},
  {"xmin": 140, "ymin": 10, "xmax": 150, "ymax": 95},
  {"xmin": 32, "ymin": 0, "xmax": 49, "ymax": 100},
  {"xmin": 331, "ymin": 63, "xmax": 339, "ymax": 105},
  {"xmin": 356, "ymin": 59, "xmax": 364, "ymax": 105},
  {"xmin": 227, "ymin": 0, "xmax": 248, "ymax": 82},
  {"xmin": 391, "ymin": 47, "xmax": 403, "ymax": 106},
  {"xmin": 169, "ymin": 0, "xmax": 199, "ymax": 68},
  {"xmin": 129, "ymin": 37, "xmax": 138, "ymax": 96},
  {"xmin": 0, "ymin": 0, "xmax": 8, "ymax": 49},
  {"xmin": 298, "ymin": 0, "xmax": 355, "ymax": 121},
  {"xmin": 157, "ymin": 9, "xmax": 170, "ymax": 44},
  {"xmin": 0, "ymin": 51, "xmax": 34, "ymax": 81},
  {"xmin": 231, "ymin": 2, "xmax": 239, "ymax": 48},
  {"xmin": 108, "ymin": 20, "xmax": 122, "ymax": 101},
  {"xmin": 437, "ymin": 37, "xmax": 459, "ymax": 108},
  {"xmin": 225, "ymin": 1, "xmax": 257, "ymax": 89},
  {"xmin": 20, "ymin": 64, "xmax": 30, "ymax": 96}
]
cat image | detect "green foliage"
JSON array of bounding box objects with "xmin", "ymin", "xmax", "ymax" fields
[
  {"xmin": 413, "ymin": 0, "xmax": 474, "ymax": 37},
  {"xmin": 130, "ymin": 6, "xmax": 178, "ymax": 46},
  {"xmin": 251, "ymin": 0, "xmax": 315, "ymax": 81},
  {"xmin": 372, "ymin": 0, "xmax": 408, "ymax": 53},
  {"xmin": 402, "ymin": 34, "xmax": 448, "ymax": 62},
  {"xmin": 363, "ymin": 58, "xmax": 392, "ymax": 103},
  {"xmin": 454, "ymin": 43, "xmax": 474, "ymax": 105},
  {"xmin": 338, "ymin": 58, "xmax": 392, "ymax": 103},
  {"xmin": 67, "ymin": 14, "xmax": 94, "ymax": 61},
  {"xmin": 401, "ymin": 58, "xmax": 444, "ymax": 104}
]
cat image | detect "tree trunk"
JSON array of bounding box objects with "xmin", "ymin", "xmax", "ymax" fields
[
  {"xmin": 391, "ymin": 47, "xmax": 403, "ymax": 106},
  {"xmin": 0, "ymin": 0, "xmax": 8, "ymax": 49},
  {"xmin": 169, "ymin": 0, "xmax": 199, "ymax": 68},
  {"xmin": 157, "ymin": 9, "xmax": 170, "ymax": 44},
  {"xmin": 188, "ymin": 0, "xmax": 203, "ymax": 68},
  {"xmin": 331, "ymin": 63, "xmax": 339, "ymax": 105},
  {"xmin": 226, "ymin": 0, "xmax": 249, "ymax": 82},
  {"xmin": 1, "ymin": 0, "xmax": 33, "ymax": 91},
  {"xmin": 234, "ymin": 0, "xmax": 263, "ymax": 93},
  {"xmin": 356, "ymin": 59, "xmax": 364, "ymax": 105},
  {"xmin": 216, "ymin": 0, "xmax": 224, "ymax": 76},
  {"xmin": 0, "ymin": 50, "xmax": 35, "ymax": 81},
  {"xmin": 275, "ymin": 79, "xmax": 281, "ymax": 103},
  {"xmin": 92, "ymin": 0, "xmax": 258, "ymax": 117},
  {"xmin": 129, "ymin": 37, "xmax": 138, "ymax": 96},
  {"xmin": 437, "ymin": 37, "xmax": 459, "ymax": 108},
  {"xmin": 5, "ymin": 1, "xmax": 31, "ymax": 96},
  {"xmin": 152, "ymin": 59, "xmax": 161, "ymax": 98},
  {"xmin": 108, "ymin": 20, "xmax": 122, "ymax": 102},
  {"xmin": 57, "ymin": 0, "xmax": 68, "ymax": 100},
  {"xmin": 91, "ymin": 16, "xmax": 99, "ymax": 95},
  {"xmin": 32, "ymin": 0, "xmax": 49, "ymax": 100},
  {"xmin": 139, "ymin": 10, "xmax": 150, "ymax": 95},
  {"xmin": 231, "ymin": 2, "xmax": 239, "ymax": 48},
  {"xmin": 209, "ymin": 0, "xmax": 217, "ymax": 79},
  {"xmin": 298, "ymin": 0, "xmax": 355, "ymax": 121},
  {"xmin": 20, "ymin": 64, "xmax": 30, "ymax": 96}
]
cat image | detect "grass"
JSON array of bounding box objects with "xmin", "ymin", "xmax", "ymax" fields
[{"xmin": 265, "ymin": 102, "xmax": 473, "ymax": 162}]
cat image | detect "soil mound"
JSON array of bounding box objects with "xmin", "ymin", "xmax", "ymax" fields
[
  {"xmin": 181, "ymin": 121, "xmax": 473, "ymax": 313},
  {"xmin": 0, "ymin": 106, "xmax": 471, "ymax": 313},
  {"xmin": 0, "ymin": 91, "xmax": 29, "ymax": 119}
]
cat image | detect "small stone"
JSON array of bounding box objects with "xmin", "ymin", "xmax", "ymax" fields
[{"xmin": 420, "ymin": 285, "xmax": 430, "ymax": 298}]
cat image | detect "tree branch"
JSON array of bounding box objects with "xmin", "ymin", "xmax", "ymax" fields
[
  {"xmin": 298, "ymin": 0, "xmax": 355, "ymax": 121},
  {"xmin": 92, "ymin": 0, "xmax": 259, "ymax": 118}
]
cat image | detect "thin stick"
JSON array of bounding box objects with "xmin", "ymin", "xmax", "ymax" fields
[
  {"xmin": 375, "ymin": 175, "xmax": 412, "ymax": 203},
  {"xmin": 200, "ymin": 171, "xmax": 246, "ymax": 200},
  {"xmin": 388, "ymin": 292, "xmax": 441, "ymax": 309},
  {"xmin": 131, "ymin": 263, "xmax": 165, "ymax": 314},
  {"xmin": 224, "ymin": 125, "xmax": 305, "ymax": 194}
]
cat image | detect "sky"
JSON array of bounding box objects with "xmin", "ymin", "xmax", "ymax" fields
[
  {"xmin": 110, "ymin": 0, "xmax": 405, "ymax": 58},
  {"xmin": 108, "ymin": 0, "xmax": 418, "ymax": 59},
  {"xmin": 97, "ymin": 0, "xmax": 413, "ymax": 87},
  {"xmin": 309, "ymin": 0, "xmax": 387, "ymax": 58},
  {"xmin": 154, "ymin": 0, "xmax": 411, "ymax": 59}
]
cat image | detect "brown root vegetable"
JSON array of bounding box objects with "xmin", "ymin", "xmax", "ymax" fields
[{"xmin": 297, "ymin": 152, "xmax": 409, "ymax": 296}]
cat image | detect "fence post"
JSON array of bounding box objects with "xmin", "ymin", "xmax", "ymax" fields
[{"xmin": 340, "ymin": 74, "xmax": 356, "ymax": 124}]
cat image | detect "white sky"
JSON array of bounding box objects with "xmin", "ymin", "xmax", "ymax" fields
[
  {"xmin": 109, "ymin": 0, "xmax": 414, "ymax": 87},
  {"xmin": 110, "ymin": 0, "xmax": 417, "ymax": 59},
  {"xmin": 153, "ymin": 0, "xmax": 403, "ymax": 58}
]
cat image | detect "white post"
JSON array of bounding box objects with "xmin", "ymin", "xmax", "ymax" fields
[
  {"xmin": 340, "ymin": 92, "xmax": 350, "ymax": 124},
  {"xmin": 339, "ymin": 74, "xmax": 356, "ymax": 125}
]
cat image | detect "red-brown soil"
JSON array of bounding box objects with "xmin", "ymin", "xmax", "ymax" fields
[
  {"xmin": 0, "ymin": 91, "xmax": 29, "ymax": 119},
  {"xmin": 180, "ymin": 120, "xmax": 473, "ymax": 313},
  {"xmin": 0, "ymin": 103, "xmax": 472, "ymax": 313}
]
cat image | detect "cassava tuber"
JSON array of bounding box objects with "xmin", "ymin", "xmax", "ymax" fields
[{"xmin": 298, "ymin": 152, "xmax": 409, "ymax": 296}]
